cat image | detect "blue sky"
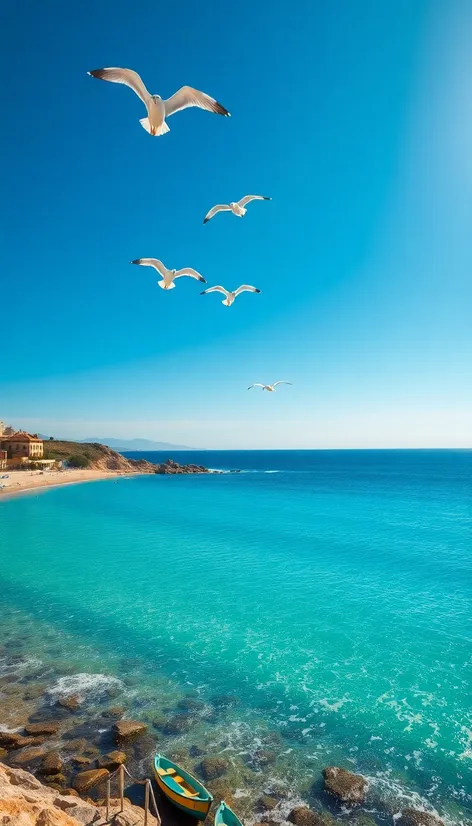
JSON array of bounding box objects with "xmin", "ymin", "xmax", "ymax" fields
[{"xmin": 1, "ymin": 0, "xmax": 471, "ymax": 448}]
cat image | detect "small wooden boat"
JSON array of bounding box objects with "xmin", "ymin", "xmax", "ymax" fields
[
  {"xmin": 215, "ymin": 801, "xmax": 244, "ymax": 826},
  {"xmin": 153, "ymin": 753, "xmax": 213, "ymax": 820}
]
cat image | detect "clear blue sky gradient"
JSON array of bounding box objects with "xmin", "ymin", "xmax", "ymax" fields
[{"xmin": 1, "ymin": 0, "xmax": 471, "ymax": 447}]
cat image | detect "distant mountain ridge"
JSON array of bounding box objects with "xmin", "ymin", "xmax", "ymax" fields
[{"xmin": 81, "ymin": 437, "xmax": 195, "ymax": 451}]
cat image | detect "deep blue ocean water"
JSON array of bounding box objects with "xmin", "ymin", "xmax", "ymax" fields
[{"xmin": 0, "ymin": 450, "xmax": 471, "ymax": 823}]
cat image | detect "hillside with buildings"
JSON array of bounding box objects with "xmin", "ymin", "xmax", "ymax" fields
[{"xmin": 0, "ymin": 422, "xmax": 154, "ymax": 472}]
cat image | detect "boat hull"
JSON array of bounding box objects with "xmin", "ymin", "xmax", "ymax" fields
[
  {"xmin": 214, "ymin": 801, "xmax": 244, "ymax": 826},
  {"xmin": 153, "ymin": 754, "xmax": 212, "ymax": 820}
]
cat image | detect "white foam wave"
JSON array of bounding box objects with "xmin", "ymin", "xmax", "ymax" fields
[
  {"xmin": 0, "ymin": 656, "xmax": 42, "ymax": 678},
  {"xmin": 46, "ymin": 673, "xmax": 123, "ymax": 703}
]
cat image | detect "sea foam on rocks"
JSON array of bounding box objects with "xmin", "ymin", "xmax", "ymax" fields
[{"xmin": 46, "ymin": 673, "xmax": 123, "ymax": 704}]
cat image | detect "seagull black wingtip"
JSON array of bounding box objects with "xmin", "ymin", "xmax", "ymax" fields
[{"xmin": 130, "ymin": 259, "xmax": 140, "ymax": 265}]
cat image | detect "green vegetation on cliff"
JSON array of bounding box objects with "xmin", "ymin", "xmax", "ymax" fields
[{"xmin": 43, "ymin": 440, "xmax": 121, "ymax": 468}]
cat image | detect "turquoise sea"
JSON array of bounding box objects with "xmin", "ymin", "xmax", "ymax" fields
[{"xmin": 0, "ymin": 450, "xmax": 471, "ymax": 823}]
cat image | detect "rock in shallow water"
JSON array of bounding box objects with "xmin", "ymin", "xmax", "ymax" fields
[
  {"xmin": 24, "ymin": 722, "xmax": 61, "ymax": 737},
  {"xmin": 98, "ymin": 750, "xmax": 127, "ymax": 770},
  {"xmin": 0, "ymin": 732, "xmax": 35, "ymax": 750},
  {"xmin": 397, "ymin": 810, "xmax": 444, "ymax": 826},
  {"xmin": 289, "ymin": 807, "xmax": 336, "ymax": 826},
  {"xmin": 198, "ymin": 756, "xmax": 229, "ymax": 780},
  {"xmin": 72, "ymin": 767, "xmax": 109, "ymax": 794},
  {"xmin": 57, "ymin": 695, "xmax": 81, "ymax": 712},
  {"xmin": 39, "ymin": 752, "xmax": 63, "ymax": 775},
  {"xmin": 9, "ymin": 747, "xmax": 46, "ymax": 767},
  {"xmin": 322, "ymin": 766, "xmax": 367, "ymax": 804},
  {"xmin": 113, "ymin": 720, "xmax": 147, "ymax": 743}
]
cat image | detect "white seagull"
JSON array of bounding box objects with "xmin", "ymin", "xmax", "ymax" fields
[
  {"xmin": 87, "ymin": 67, "xmax": 230, "ymax": 136},
  {"xmin": 203, "ymin": 195, "xmax": 271, "ymax": 224},
  {"xmin": 130, "ymin": 258, "xmax": 206, "ymax": 290},
  {"xmin": 247, "ymin": 382, "xmax": 292, "ymax": 392},
  {"xmin": 200, "ymin": 285, "xmax": 261, "ymax": 306}
]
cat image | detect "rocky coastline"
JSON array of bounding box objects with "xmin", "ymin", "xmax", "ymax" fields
[{"xmin": 0, "ymin": 648, "xmax": 447, "ymax": 826}]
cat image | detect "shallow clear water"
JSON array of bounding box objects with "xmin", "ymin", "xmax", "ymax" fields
[{"xmin": 1, "ymin": 450, "xmax": 471, "ymax": 822}]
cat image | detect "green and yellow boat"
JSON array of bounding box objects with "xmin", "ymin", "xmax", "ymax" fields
[
  {"xmin": 153, "ymin": 753, "xmax": 213, "ymax": 820},
  {"xmin": 215, "ymin": 801, "xmax": 244, "ymax": 826}
]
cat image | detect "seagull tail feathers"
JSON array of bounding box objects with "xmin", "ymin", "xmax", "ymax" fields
[{"xmin": 140, "ymin": 117, "xmax": 170, "ymax": 136}]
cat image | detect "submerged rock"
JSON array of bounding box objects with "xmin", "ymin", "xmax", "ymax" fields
[
  {"xmin": 0, "ymin": 733, "xmax": 36, "ymax": 751},
  {"xmin": 9, "ymin": 747, "xmax": 46, "ymax": 767},
  {"xmin": 257, "ymin": 795, "xmax": 279, "ymax": 811},
  {"xmin": 57, "ymin": 695, "xmax": 81, "ymax": 712},
  {"xmin": 288, "ymin": 807, "xmax": 335, "ymax": 826},
  {"xmin": 162, "ymin": 714, "xmax": 194, "ymax": 735},
  {"xmin": 322, "ymin": 767, "xmax": 367, "ymax": 804},
  {"xmin": 98, "ymin": 750, "xmax": 127, "ymax": 770},
  {"xmin": 198, "ymin": 756, "xmax": 229, "ymax": 780},
  {"xmin": 72, "ymin": 767, "xmax": 109, "ymax": 794},
  {"xmin": 177, "ymin": 696, "xmax": 206, "ymax": 714},
  {"xmin": 101, "ymin": 706, "xmax": 125, "ymax": 719},
  {"xmin": 210, "ymin": 694, "xmax": 239, "ymax": 709},
  {"xmin": 397, "ymin": 810, "xmax": 444, "ymax": 826},
  {"xmin": 24, "ymin": 722, "xmax": 61, "ymax": 737},
  {"xmin": 206, "ymin": 779, "xmax": 236, "ymax": 808},
  {"xmin": 112, "ymin": 720, "xmax": 147, "ymax": 743}
]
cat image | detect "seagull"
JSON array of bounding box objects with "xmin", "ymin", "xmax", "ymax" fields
[
  {"xmin": 203, "ymin": 195, "xmax": 271, "ymax": 224},
  {"xmin": 247, "ymin": 382, "xmax": 292, "ymax": 392},
  {"xmin": 200, "ymin": 285, "xmax": 261, "ymax": 306},
  {"xmin": 130, "ymin": 258, "xmax": 206, "ymax": 290},
  {"xmin": 87, "ymin": 67, "xmax": 230, "ymax": 136}
]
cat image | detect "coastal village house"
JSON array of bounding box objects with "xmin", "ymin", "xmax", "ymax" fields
[
  {"xmin": 0, "ymin": 450, "xmax": 7, "ymax": 470},
  {"xmin": 0, "ymin": 432, "xmax": 44, "ymax": 465}
]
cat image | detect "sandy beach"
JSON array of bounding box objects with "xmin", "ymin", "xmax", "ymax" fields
[{"xmin": 0, "ymin": 468, "xmax": 135, "ymax": 499}]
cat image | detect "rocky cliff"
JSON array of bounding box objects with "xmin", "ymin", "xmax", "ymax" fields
[
  {"xmin": 0, "ymin": 762, "xmax": 158, "ymax": 825},
  {"xmin": 43, "ymin": 442, "xmax": 212, "ymax": 475}
]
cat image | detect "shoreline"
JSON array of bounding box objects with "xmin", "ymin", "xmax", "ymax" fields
[{"xmin": 0, "ymin": 469, "xmax": 140, "ymax": 501}]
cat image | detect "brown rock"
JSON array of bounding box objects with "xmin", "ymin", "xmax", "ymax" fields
[
  {"xmin": 322, "ymin": 767, "xmax": 367, "ymax": 804},
  {"xmin": 112, "ymin": 720, "xmax": 147, "ymax": 743},
  {"xmin": 24, "ymin": 722, "xmax": 61, "ymax": 737},
  {"xmin": 57, "ymin": 695, "xmax": 80, "ymax": 712},
  {"xmin": 72, "ymin": 767, "xmax": 109, "ymax": 794},
  {"xmin": 98, "ymin": 750, "xmax": 127, "ymax": 770},
  {"xmin": 0, "ymin": 732, "xmax": 35, "ymax": 750},
  {"xmin": 397, "ymin": 810, "xmax": 444, "ymax": 826},
  {"xmin": 257, "ymin": 796, "xmax": 279, "ymax": 811},
  {"xmin": 39, "ymin": 752, "xmax": 63, "ymax": 775},
  {"xmin": 43, "ymin": 773, "xmax": 67, "ymax": 788},
  {"xmin": 198, "ymin": 757, "xmax": 229, "ymax": 780},
  {"xmin": 60, "ymin": 788, "xmax": 80, "ymax": 797},
  {"xmin": 288, "ymin": 807, "xmax": 332, "ymax": 826},
  {"xmin": 9, "ymin": 747, "xmax": 47, "ymax": 767},
  {"xmin": 70, "ymin": 756, "xmax": 91, "ymax": 767}
]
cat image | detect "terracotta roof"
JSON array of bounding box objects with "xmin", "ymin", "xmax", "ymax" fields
[{"xmin": 1, "ymin": 431, "xmax": 43, "ymax": 442}]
